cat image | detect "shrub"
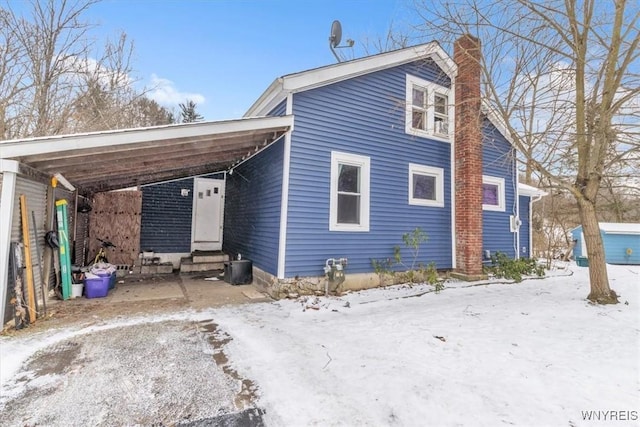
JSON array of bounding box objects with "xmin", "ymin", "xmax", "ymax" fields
[
  {"xmin": 484, "ymin": 252, "xmax": 545, "ymax": 282},
  {"xmin": 371, "ymin": 228, "xmax": 444, "ymax": 291}
]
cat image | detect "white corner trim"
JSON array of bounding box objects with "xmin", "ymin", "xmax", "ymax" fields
[
  {"xmin": 450, "ymin": 81, "xmax": 456, "ymax": 270},
  {"xmin": 0, "ymin": 167, "xmax": 18, "ymax": 327},
  {"xmin": 277, "ymin": 93, "xmax": 294, "ymax": 279},
  {"xmin": 0, "ymin": 159, "xmax": 20, "ymax": 173}
]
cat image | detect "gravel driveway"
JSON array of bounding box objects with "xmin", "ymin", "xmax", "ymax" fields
[{"xmin": 1, "ymin": 316, "xmax": 264, "ymax": 426}]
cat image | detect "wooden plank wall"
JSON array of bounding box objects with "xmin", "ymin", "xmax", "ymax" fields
[{"xmin": 88, "ymin": 191, "xmax": 142, "ymax": 266}]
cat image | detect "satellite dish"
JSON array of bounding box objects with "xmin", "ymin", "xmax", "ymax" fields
[
  {"xmin": 330, "ymin": 20, "xmax": 342, "ymax": 48},
  {"xmin": 328, "ymin": 20, "xmax": 354, "ymax": 63}
]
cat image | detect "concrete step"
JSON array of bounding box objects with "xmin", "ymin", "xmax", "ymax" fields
[
  {"xmin": 180, "ymin": 259, "xmax": 226, "ymax": 273},
  {"xmin": 191, "ymin": 251, "xmax": 229, "ymax": 264}
]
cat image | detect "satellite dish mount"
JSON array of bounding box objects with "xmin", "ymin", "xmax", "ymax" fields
[{"xmin": 329, "ymin": 20, "xmax": 354, "ymax": 63}]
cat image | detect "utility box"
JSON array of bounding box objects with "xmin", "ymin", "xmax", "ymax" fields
[{"xmin": 223, "ymin": 260, "xmax": 253, "ymax": 285}]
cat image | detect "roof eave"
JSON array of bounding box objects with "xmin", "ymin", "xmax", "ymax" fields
[
  {"xmin": 518, "ymin": 183, "xmax": 547, "ymax": 197},
  {"xmin": 0, "ymin": 115, "xmax": 294, "ymax": 158},
  {"xmin": 244, "ymin": 78, "xmax": 285, "ymax": 118},
  {"xmin": 245, "ymin": 42, "xmax": 457, "ymax": 117}
]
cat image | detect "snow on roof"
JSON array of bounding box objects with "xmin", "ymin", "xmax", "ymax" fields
[{"xmin": 599, "ymin": 223, "xmax": 640, "ymax": 234}]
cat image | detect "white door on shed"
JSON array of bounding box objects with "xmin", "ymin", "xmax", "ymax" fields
[{"xmin": 191, "ymin": 178, "xmax": 224, "ymax": 251}]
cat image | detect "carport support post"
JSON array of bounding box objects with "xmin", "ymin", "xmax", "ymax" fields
[{"xmin": 0, "ymin": 160, "xmax": 19, "ymax": 327}]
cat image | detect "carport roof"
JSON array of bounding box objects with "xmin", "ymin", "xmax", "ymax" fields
[{"xmin": 0, "ymin": 115, "xmax": 293, "ymax": 195}]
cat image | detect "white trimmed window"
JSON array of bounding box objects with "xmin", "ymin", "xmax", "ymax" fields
[
  {"xmin": 482, "ymin": 175, "xmax": 505, "ymax": 211},
  {"xmin": 330, "ymin": 151, "xmax": 370, "ymax": 232},
  {"xmin": 408, "ymin": 163, "xmax": 444, "ymax": 207},
  {"xmin": 405, "ymin": 74, "xmax": 452, "ymax": 140}
]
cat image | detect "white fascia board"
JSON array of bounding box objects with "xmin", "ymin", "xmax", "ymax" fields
[
  {"xmin": 517, "ymin": 183, "xmax": 548, "ymax": 197},
  {"xmin": 481, "ymin": 100, "xmax": 517, "ymax": 148},
  {"xmin": 0, "ymin": 115, "xmax": 294, "ymax": 158},
  {"xmin": 246, "ymin": 42, "xmax": 457, "ymax": 117},
  {"xmin": 244, "ymin": 78, "xmax": 285, "ymax": 118}
]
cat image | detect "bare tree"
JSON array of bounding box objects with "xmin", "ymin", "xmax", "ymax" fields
[
  {"xmin": 0, "ymin": 0, "xmax": 174, "ymax": 138},
  {"xmin": 411, "ymin": 0, "xmax": 639, "ymax": 303},
  {"xmin": 0, "ymin": 8, "xmax": 31, "ymax": 139}
]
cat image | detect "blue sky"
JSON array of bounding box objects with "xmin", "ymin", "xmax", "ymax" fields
[{"xmin": 84, "ymin": 0, "xmax": 415, "ymax": 120}]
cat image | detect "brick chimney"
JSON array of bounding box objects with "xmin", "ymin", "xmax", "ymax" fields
[{"xmin": 454, "ymin": 34, "xmax": 484, "ymax": 279}]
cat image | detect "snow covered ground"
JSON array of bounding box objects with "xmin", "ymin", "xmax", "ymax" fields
[
  {"xmin": 1, "ymin": 261, "xmax": 638, "ymax": 426},
  {"xmin": 211, "ymin": 262, "xmax": 639, "ymax": 426}
]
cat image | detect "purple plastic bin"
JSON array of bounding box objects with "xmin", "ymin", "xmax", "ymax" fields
[
  {"xmin": 85, "ymin": 276, "xmax": 109, "ymax": 298},
  {"xmin": 95, "ymin": 272, "xmax": 116, "ymax": 290},
  {"xmin": 94, "ymin": 271, "xmax": 116, "ymax": 290}
]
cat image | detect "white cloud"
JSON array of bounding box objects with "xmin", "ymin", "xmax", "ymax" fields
[{"xmin": 147, "ymin": 74, "xmax": 205, "ymax": 108}]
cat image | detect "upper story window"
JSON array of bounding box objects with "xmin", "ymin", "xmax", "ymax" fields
[
  {"xmin": 433, "ymin": 93, "xmax": 449, "ymax": 136},
  {"xmin": 482, "ymin": 175, "xmax": 505, "ymax": 211},
  {"xmin": 411, "ymin": 84, "xmax": 428, "ymax": 131},
  {"xmin": 330, "ymin": 151, "xmax": 370, "ymax": 232},
  {"xmin": 405, "ymin": 74, "xmax": 452, "ymax": 140}
]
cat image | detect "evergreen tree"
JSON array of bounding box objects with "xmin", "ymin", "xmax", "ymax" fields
[{"xmin": 179, "ymin": 100, "xmax": 203, "ymax": 123}]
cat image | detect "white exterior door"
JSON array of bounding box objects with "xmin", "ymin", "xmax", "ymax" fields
[{"xmin": 191, "ymin": 178, "xmax": 224, "ymax": 251}]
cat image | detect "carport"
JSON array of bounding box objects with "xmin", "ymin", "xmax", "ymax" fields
[{"xmin": 0, "ymin": 115, "xmax": 293, "ymax": 326}]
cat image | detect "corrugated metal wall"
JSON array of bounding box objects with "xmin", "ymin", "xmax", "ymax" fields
[
  {"xmin": 223, "ymin": 137, "xmax": 284, "ymax": 275},
  {"xmin": 11, "ymin": 176, "xmax": 48, "ymax": 313},
  {"xmin": 482, "ymin": 119, "xmax": 517, "ymax": 259},
  {"xmin": 284, "ymin": 59, "xmax": 453, "ymax": 277}
]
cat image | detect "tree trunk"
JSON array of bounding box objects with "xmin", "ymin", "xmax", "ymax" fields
[{"xmin": 577, "ymin": 197, "xmax": 618, "ymax": 304}]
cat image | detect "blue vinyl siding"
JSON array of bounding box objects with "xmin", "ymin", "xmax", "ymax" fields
[
  {"xmin": 519, "ymin": 195, "xmax": 531, "ymax": 258},
  {"xmin": 141, "ymin": 173, "xmax": 224, "ymax": 253},
  {"xmin": 482, "ymin": 119, "xmax": 517, "ymax": 259},
  {"xmin": 285, "ymin": 59, "xmax": 452, "ymax": 277},
  {"xmin": 572, "ymin": 226, "xmax": 640, "ymax": 265},
  {"xmin": 223, "ymin": 137, "xmax": 284, "ymax": 275},
  {"xmin": 269, "ymin": 100, "xmax": 287, "ymax": 117},
  {"xmin": 141, "ymin": 178, "xmax": 194, "ymax": 253}
]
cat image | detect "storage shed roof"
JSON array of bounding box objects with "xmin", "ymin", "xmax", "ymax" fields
[{"xmin": 571, "ymin": 223, "xmax": 640, "ymax": 235}]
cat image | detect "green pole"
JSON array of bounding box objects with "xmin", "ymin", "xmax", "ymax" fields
[{"xmin": 55, "ymin": 200, "xmax": 72, "ymax": 300}]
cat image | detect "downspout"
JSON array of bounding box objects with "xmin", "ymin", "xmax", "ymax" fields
[
  {"xmin": 0, "ymin": 160, "xmax": 20, "ymax": 327},
  {"xmin": 514, "ymin": 150, "xmax": 520, "ymax": 259},
  {"xmin": 529, "ymin": 192, "xmax": 544, "ymax": 258}
]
